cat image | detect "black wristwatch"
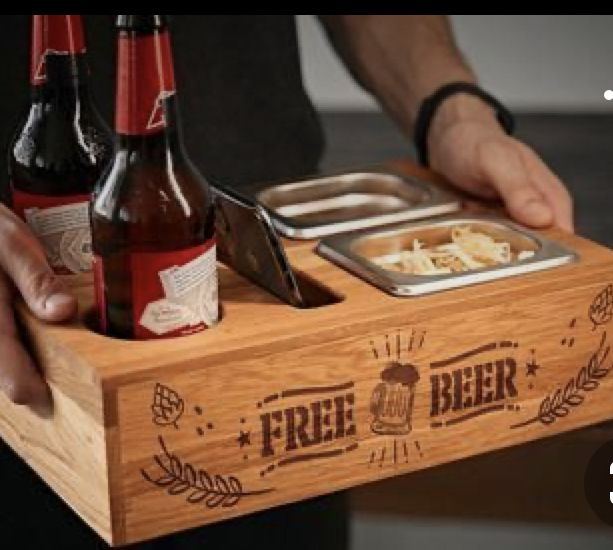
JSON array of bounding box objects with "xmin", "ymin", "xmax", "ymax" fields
[{"xmin": 414, "ymin": 82, "xmax": 515, "ymax": 167}]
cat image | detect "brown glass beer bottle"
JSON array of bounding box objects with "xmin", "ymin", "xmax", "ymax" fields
[
  {"xmin": 8, "ymin": 15, "xmax": 112, "ymax": 274},
  {"xmin": 91, "ymin": 15, "xmax": 218, "ymax": 340}
]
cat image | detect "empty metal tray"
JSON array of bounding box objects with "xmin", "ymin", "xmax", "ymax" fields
[
  {"xmin": 317, "ymin": 215, "xmax": 577, "ymax": 296},
  {"xmin": 243, "ymin": 170, "xmax": 461, "ymax": 239}
]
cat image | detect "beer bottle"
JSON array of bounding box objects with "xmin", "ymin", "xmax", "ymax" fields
[
  {"xmin": 8, "ymin": 15, "xmax": 112, "ymax": 274},
  {"xmin": 91, "ymin": 15, "xmax": 218, "ymax": 340}
]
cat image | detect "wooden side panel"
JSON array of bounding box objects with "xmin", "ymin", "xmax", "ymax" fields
[
  {"xmin": 0, "ymin": 298, "xmax": 113, "ymax": 543},
  {"xmin": 2, "ymin": 158, "xmax": 611, "ymax": 546},
  {"xmin": 0, "ymin": 385, "xmax": 111, "ymax": 543},
  {"xmin": 115, "ymin": 276, "xmax": 613, "ymax": 544}
]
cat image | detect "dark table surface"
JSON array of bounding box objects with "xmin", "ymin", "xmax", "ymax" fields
[{"xmin": 320, "ymin": 112, "xmax": 613, "ymax": 248}]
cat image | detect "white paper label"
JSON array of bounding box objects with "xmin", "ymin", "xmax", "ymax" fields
[
  {"xmin": 139, "ymin": 244, "xmax": 218, "ymax": 335},
  {"xmin": 24, "ymin": 201, "xmax": 92, "ymax": 273}
]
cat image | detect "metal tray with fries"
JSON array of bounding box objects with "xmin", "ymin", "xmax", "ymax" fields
[{"xmin": 317, "ymin": 214, "xmax": 577, "ymax": 296}]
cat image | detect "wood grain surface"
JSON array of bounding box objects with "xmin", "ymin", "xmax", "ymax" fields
[{"xmin": 1, "ymin": 159, "xmax": 611, "ymax": 545}]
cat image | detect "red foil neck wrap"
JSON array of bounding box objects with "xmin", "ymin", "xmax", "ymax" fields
[
  {"xmin": 115, "ymin": 30, "xmax": 176, "ymax": 136},
  {"xmin": 30, "ymin": 15, "xmax": 86, "ymax": 85}
]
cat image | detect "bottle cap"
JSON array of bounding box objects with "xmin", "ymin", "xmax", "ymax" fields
[{"xmin": 116, "ymin": 15, "xmax": 167, "ymax": 31}]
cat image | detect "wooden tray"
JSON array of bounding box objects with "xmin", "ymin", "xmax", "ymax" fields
[{"xmin": 2, "ymin": 160, "xmax": 613, "ymax": 546}]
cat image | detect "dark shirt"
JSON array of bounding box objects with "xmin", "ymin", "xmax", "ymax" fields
[
  {"xmin": 0, "ymin": 14, "xmax": 344, "ymax": 550},
  {"xmin": 0, "ymin": 15, "xmax": 325, "ymax": 195}
]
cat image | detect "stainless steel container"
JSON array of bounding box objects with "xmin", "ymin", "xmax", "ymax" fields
[
  {"xmin": 242, "ymin": 171, "xmax": 461, "ymax": 239},
  {"xmin": 317, "ymin": 215, "xmax": 577, "ymax": 296}
]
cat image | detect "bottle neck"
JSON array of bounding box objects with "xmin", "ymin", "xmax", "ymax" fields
[
  {"xmin": 115, "ymin": 98, "xmax": 183, "ymax": 161},
  {"xmin": 115, "ymin": 28, "xmax": 182, "ymax": 149},
  {"xmin": 30, "ymin": 15, "xmax": 87, "ymax": 88},
  {"xmin": 31, "ymin": 54, "xmax": 91, "ymax": 104}
]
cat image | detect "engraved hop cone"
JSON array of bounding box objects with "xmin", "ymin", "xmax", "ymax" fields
[
  {"xmin": 589, "ymin": 284, "xmax": 613, "ymax": 329},
  {"xmin": 151, "ymin": 383, "xmax": 185, "ymax": 429}
]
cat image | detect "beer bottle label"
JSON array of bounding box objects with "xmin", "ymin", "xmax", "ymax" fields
[
  {"xmin": 12, "ymin": 189, "xmax": 92, "ymax": 274},
  {"xmin": 94, "ymin": 240, "xmax": 218, "ymax": 339}
]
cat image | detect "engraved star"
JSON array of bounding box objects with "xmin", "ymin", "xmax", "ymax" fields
[
  {"xmin": 526, "ymin": 358, "xmax": 540, "ymax": 377},
  {"xmin": 237, "ymin": 430, "xmax": 251, "ymax": 448}
]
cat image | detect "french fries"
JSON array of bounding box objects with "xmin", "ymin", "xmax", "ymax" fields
[{"xmin": 372, "ymin": 226, "xmax": 535, "ymax": 275}]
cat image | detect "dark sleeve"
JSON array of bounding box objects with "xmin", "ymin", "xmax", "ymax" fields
[
  {"xmin": 1, "ymin": 15, "xmax": 323, "ymax": 203},
  {"xmin": 82, "ymin": 15, "xmax": 116, "ymax": 127},
  {"xmin": 0, "ymin": 15, "xmax": 29, "ymax": 205}
]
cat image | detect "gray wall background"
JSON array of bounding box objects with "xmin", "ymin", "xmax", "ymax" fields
[{"xmin": 297, "ymin": 15, "xmax": 613, "ymax": 112}]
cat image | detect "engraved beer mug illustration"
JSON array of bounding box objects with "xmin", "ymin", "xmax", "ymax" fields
[{"xmin": 370, "ymin": 361, "xmax": 420, "ymax": 435}]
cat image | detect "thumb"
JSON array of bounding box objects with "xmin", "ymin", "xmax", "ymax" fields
[
  {"xmin": 478, "ymin": 141, "xmax": 554, "ymax": 228},
  {"xmin": 0, "ymin": 207, "xmax": 77, "ymax": 322}
]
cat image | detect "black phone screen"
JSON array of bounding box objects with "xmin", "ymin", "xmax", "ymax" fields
[{"xmin": 212, "ymin": 184, "xmax": 306, "ymax": 308}]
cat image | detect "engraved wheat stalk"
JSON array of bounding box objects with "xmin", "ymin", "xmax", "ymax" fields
[
  {"xmin": 511, "ymin": 332, "xmax": 611, "ymax": 429},
  {"xmin": 141, "ymin": 436, "xmax": 273, "ymax": 508}
]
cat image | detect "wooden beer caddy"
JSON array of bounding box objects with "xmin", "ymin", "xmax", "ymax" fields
[{"xmin": 2, "ymin": 159, "xmax": 613, "ymax": 546}]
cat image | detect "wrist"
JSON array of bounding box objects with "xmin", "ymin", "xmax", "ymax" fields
[
  {"xmin": 428, "ymin": 93, "xmax": 500, "ymax": 151},
  {"xmin": 414, "ymin": 82, "xmax": 515, "ymax": 166}
]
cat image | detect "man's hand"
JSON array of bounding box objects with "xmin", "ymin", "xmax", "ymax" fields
[
  {"xmin": 428, "ymin": 94, "xmax": 574, "ymax": 232},
  {"xmin": 0, "ymin": 204, "xmax": 77, "ymax": 409},
  {"xmin": 319, "ymin": 15, "xmax": 574, "ymax": 231}
]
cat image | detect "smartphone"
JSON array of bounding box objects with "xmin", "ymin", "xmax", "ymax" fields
[{"xmin": 211, "ymin": 183, "xmax": 307, "ymax": 308}]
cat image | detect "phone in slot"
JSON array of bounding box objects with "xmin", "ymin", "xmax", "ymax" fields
[{"xmin": 211, "ymin": 183, "xmax": 307, "ymax": 308}]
